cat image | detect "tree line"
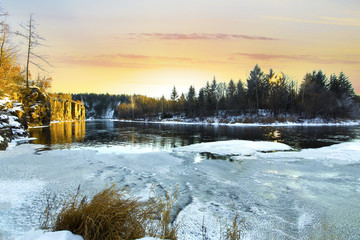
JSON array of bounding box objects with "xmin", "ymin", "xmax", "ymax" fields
[{"xmin": 117, "ymin": 65, "xmax": 360, "ymax": 120}]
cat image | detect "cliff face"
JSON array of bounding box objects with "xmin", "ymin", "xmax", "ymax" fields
[
  {"xmin": 50, "ymin": 99, "xmax": 85, "ymax": 122},
  {"xmin": 20, "ymin": 88, "xmax": 85, "ymax": 126},
  {"xmin": 0, "ymin": 88, "xmax": 86, "ymax": 150}
]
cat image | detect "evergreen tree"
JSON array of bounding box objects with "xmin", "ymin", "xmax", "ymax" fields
[
  {"xmin": 236, "ymin": 80, "xmax": 246, "ymax": 113},
  {"xmin": 247, "ymin": 64, "xmax": 264, "ymax": 113},
  {"xmin": 185, "ymin": 85, "xmax": 196, "ymax": 116}
]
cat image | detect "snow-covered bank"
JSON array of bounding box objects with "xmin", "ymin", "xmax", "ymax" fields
[
  {"xmin": 1, "ymin": 140, "xmax": 360, "ymax": 239},
  {"xmin": 114, "ymin": 117, "xmax": 360, "ymax": 127}
]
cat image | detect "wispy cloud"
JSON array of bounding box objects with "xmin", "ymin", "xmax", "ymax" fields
[
  {"xmin": 124, "ymin": 33, "xmax": 277, "ymax": 41},
  {"xmin": 264, "ymin": 16, "xmax": 360, "ymax": 27},
  {"xmin": 234, "ymin": 53, "xmax": 360, "ymax": 65},
  {"xmin": 52, "ymin": 53, "xmax": 234, "ymax": 69}
]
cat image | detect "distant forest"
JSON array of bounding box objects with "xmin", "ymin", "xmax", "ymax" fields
[{"xmin": 73, "ymin": 65, "xmax": 360, "ymax": 120}]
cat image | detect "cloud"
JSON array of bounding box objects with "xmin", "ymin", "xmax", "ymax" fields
[
  {"xmin": 52, "ymin": 53, "xmax": 234, "ymax": 69},
  {"xmin": 125, "ymin": 33, "xmax": 277, "ymax": 41},
  {"xmin": 234, "ymin": 53, "xmax": 360, "ymax": 65},
  {"xmin": 263, "ymin": 16, "xmax": 360, "ymax": 27}
]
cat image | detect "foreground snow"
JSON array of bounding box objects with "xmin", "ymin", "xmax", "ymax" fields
[
  {"xmin": 1, "ymin": 140, "xmax": 360, "ymax": 239},
  {"xmin": 15, "ymin": 230, "xmax": 83, "ymax": 240},
  {"xmin": 16, "ymin": 230, "xmax": 159, "ymax": 240}
]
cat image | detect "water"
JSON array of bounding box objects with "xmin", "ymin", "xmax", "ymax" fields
[
  {"xmin": 5, "ymin": 120, "xmax": 360, "ymax": 239},
  {"xmin": 28, "ymin": 120, "xmax": 360, "ymax": 150}
]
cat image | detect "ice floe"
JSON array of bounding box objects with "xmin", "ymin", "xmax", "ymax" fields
[{"xmin": 174, "ymin": 140, "xmax": 293, "ymax": 156}]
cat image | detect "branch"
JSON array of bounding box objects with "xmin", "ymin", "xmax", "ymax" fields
[{"xmin": 31, "ymin": 52, "xmax": 54, "ymax": 68}]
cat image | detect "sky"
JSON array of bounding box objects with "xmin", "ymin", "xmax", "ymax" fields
[{"xmin": 2, "ymin": 0, "xmax": 360, "ymax": 97}]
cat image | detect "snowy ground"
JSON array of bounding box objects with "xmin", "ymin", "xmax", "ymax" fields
[{"xmin": 1, "ymin": 140, "xmax": 360, "ymax": 239}]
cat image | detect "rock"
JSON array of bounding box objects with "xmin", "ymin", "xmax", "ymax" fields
[
  {"xmin": 50, "ymin": 99, "xmax": 85, "ymax": 121},
  {"xmin": 0, "ymin": 98, "xmax": 29, "ymax": 150}
]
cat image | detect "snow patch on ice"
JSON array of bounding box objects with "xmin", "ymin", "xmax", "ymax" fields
[
  {"xmin": 15, "ymin": 230, "xmax": 84, "ymax": 240},
  {"xmin": 174, "ymin": 140, "xmax": 292, "ymax": 157},
  {"xmin": 261, "ymin": 140, "xmax": 360, "ymax": 165}
]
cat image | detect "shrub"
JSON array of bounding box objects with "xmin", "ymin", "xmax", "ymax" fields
[{"xmin": 40, "ymin": 184, "xmax": 179, "ymax": 240}]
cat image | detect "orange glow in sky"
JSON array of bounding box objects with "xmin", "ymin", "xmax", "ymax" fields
[{"xmin": 2, "ymin": 0, "xmax": 360, "ymax": 97}]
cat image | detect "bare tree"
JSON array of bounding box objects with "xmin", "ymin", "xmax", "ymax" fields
[{"xmin": 16, "ymin": 15, "xmax": 52, "ymax": 89}]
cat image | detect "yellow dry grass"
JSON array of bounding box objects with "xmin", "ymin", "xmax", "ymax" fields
[{"xmin": 40, "ymin": 184, "xmax": 179, "ymax": 240}]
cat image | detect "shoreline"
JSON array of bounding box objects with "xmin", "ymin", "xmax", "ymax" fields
[{"xmin": 108, "ymin": 118, "xmax": 360, "ymax": 127}]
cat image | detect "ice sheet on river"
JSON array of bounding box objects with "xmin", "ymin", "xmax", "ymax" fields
[
  {"xmin": 260, "ymin": 140, "xmax": 360, "ymax": 165},
  {"xmin": 174, "ymin": 140, "xmax": 293, "ymax": 156},
  {"xmin": 1, "ymin": 140, "xmax": 360, "ymax": 240}
]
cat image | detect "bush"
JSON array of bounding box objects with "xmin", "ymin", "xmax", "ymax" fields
[{"xmin": 40, "ymin": 184, "xmax": 179, "ymax": 240}]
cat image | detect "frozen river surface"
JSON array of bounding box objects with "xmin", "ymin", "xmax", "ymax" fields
[{"xmin": 1, "ymin": 121, "xmax": 360, "ymax": 239}]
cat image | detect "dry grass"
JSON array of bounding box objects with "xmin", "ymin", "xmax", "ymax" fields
[
  {"xmin": 225, "ymin": 214, "xmax": 246, "ymax": 240},
  {"xmin": 40, "ymin": 184, "xmax": 247, "ymax": 240},
  {"xmin": 40, "ymin": 184, "xmax": 179, "ymax": 240}
]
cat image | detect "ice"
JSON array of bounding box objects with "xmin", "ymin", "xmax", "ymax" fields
[
  {"xmin": 1, "ymin": 140, "xmax": 360, "ymax": 239},
  {"xmin": 259, "ymin": 140, "xmax": 360, "ymax": 165},
  {"xmin": 174, "ymin": 140, "xmax": 292, "ymax": 156},
  {"xmin": 82, "ymin": 144, "xmax": 162, "ymax": 155}
]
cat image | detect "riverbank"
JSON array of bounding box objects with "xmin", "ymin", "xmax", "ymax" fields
[{"xmin": 113, "ymin": 114, "xmax": 360, "ymax": 127}]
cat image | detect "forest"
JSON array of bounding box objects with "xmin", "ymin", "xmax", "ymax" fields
[{"xmin": 114, "ymin": 65, "xmax": 360, "ymax": 121}]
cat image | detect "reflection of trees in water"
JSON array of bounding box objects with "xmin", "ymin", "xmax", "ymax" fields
[{"xmin": 29, "ymin": 121, "xmax": 86, "ymax": 148}]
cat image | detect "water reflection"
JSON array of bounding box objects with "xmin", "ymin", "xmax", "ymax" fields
[
  {"xmin": 28, "ymin": 120, "xmax": 360, "ymax": 151},
  {"xmin": 29, "ymin": 121, "xmax": 86, "ymax": 149}
]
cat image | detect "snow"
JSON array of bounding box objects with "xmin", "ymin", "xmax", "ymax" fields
[
  {"xmin": 0, "ymin": 135, "xmax": 3, "ymax": 142},
  {"xmin": 1, "ymin": 140, "xmax": 360, "ymax": 239},
  {"xmin": 0, "ymin": 97, "xmax": 11, "ymax": 105},
  {"xmin": 83, "ymin": 144, "xmax": 162, "ymax": 155},
  {"xmin": 15, "ymin": 230, "xmax": 83, "ymax": 240},
  {"xmin": 174, "ymin": 140, "xmax": 292, "ymax": 156},
  {"xmin": 261, "ymin": 140, "xmax": 360, "ymax": 166},
  {"xmin": 16, "ymin": 230, "xmax": 160, "ymax": 240},
  {"xmin": 114, "ymin": 118, "xmax": 360, "ymax": 127}
]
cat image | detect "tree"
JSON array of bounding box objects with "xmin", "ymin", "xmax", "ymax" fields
[
  {"xmin": 185, "ymin": 85, "xmax": 196, "ymax": 116},
  {"xmin": 236, "ymin": 80, "xmax": 246, "ymax": 113},
  {"xmin": 298, "ymin": 70, "xmax": 332, "ymax": 117},
  {"xmin": 268, "ymin": 72, "xmax": 288, "ymax": 116},
  {"xmin": 170, "ymin": 86, "xmax": 178, "ymax": 101},
  {"xmin": 0, "ymin": 12, "xmax": 21, "ymax": 96},
  {"xmin": 170, "ymin": 86, "xmax": 179, "ymax": 112},
  {"xmin": 247, "ymin": 64, "xmax": 264, "ymax": 112},
  {"xmin": 328, "ymin": 72, "xmax": 355, "ymax": 99},
  {"xmin": 16, "ymin": 15, "xmax": 52, "ymax": 89},
  {"xmin": 226, "ymin": 79, "xmax": 236, "ymax": 110}
]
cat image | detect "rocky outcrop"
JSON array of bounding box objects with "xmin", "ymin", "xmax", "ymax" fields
[
  {"xmin": 0, "ymin": 88, "xmax": 85, "ymax": 150},
  {"xmin": 50, "ymin": 99, "xmax": 85, "ymax": 121},
  {"xmin": 20, "ymin": 87, "xmax": 85, "ymax": 125},
  {"xmin": 0, "ymin": 97, "xmax": 29, "ymax": 150}
]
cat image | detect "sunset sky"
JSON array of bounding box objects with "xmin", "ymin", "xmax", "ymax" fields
[{"xmin": 2, "ymin": 0, "xmax": 360, "ymax": 97}]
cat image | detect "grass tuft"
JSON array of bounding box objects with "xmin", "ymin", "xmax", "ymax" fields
[{"xmin": 40, "ymin": 184, "xmax": 179, "ymax": 240}]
